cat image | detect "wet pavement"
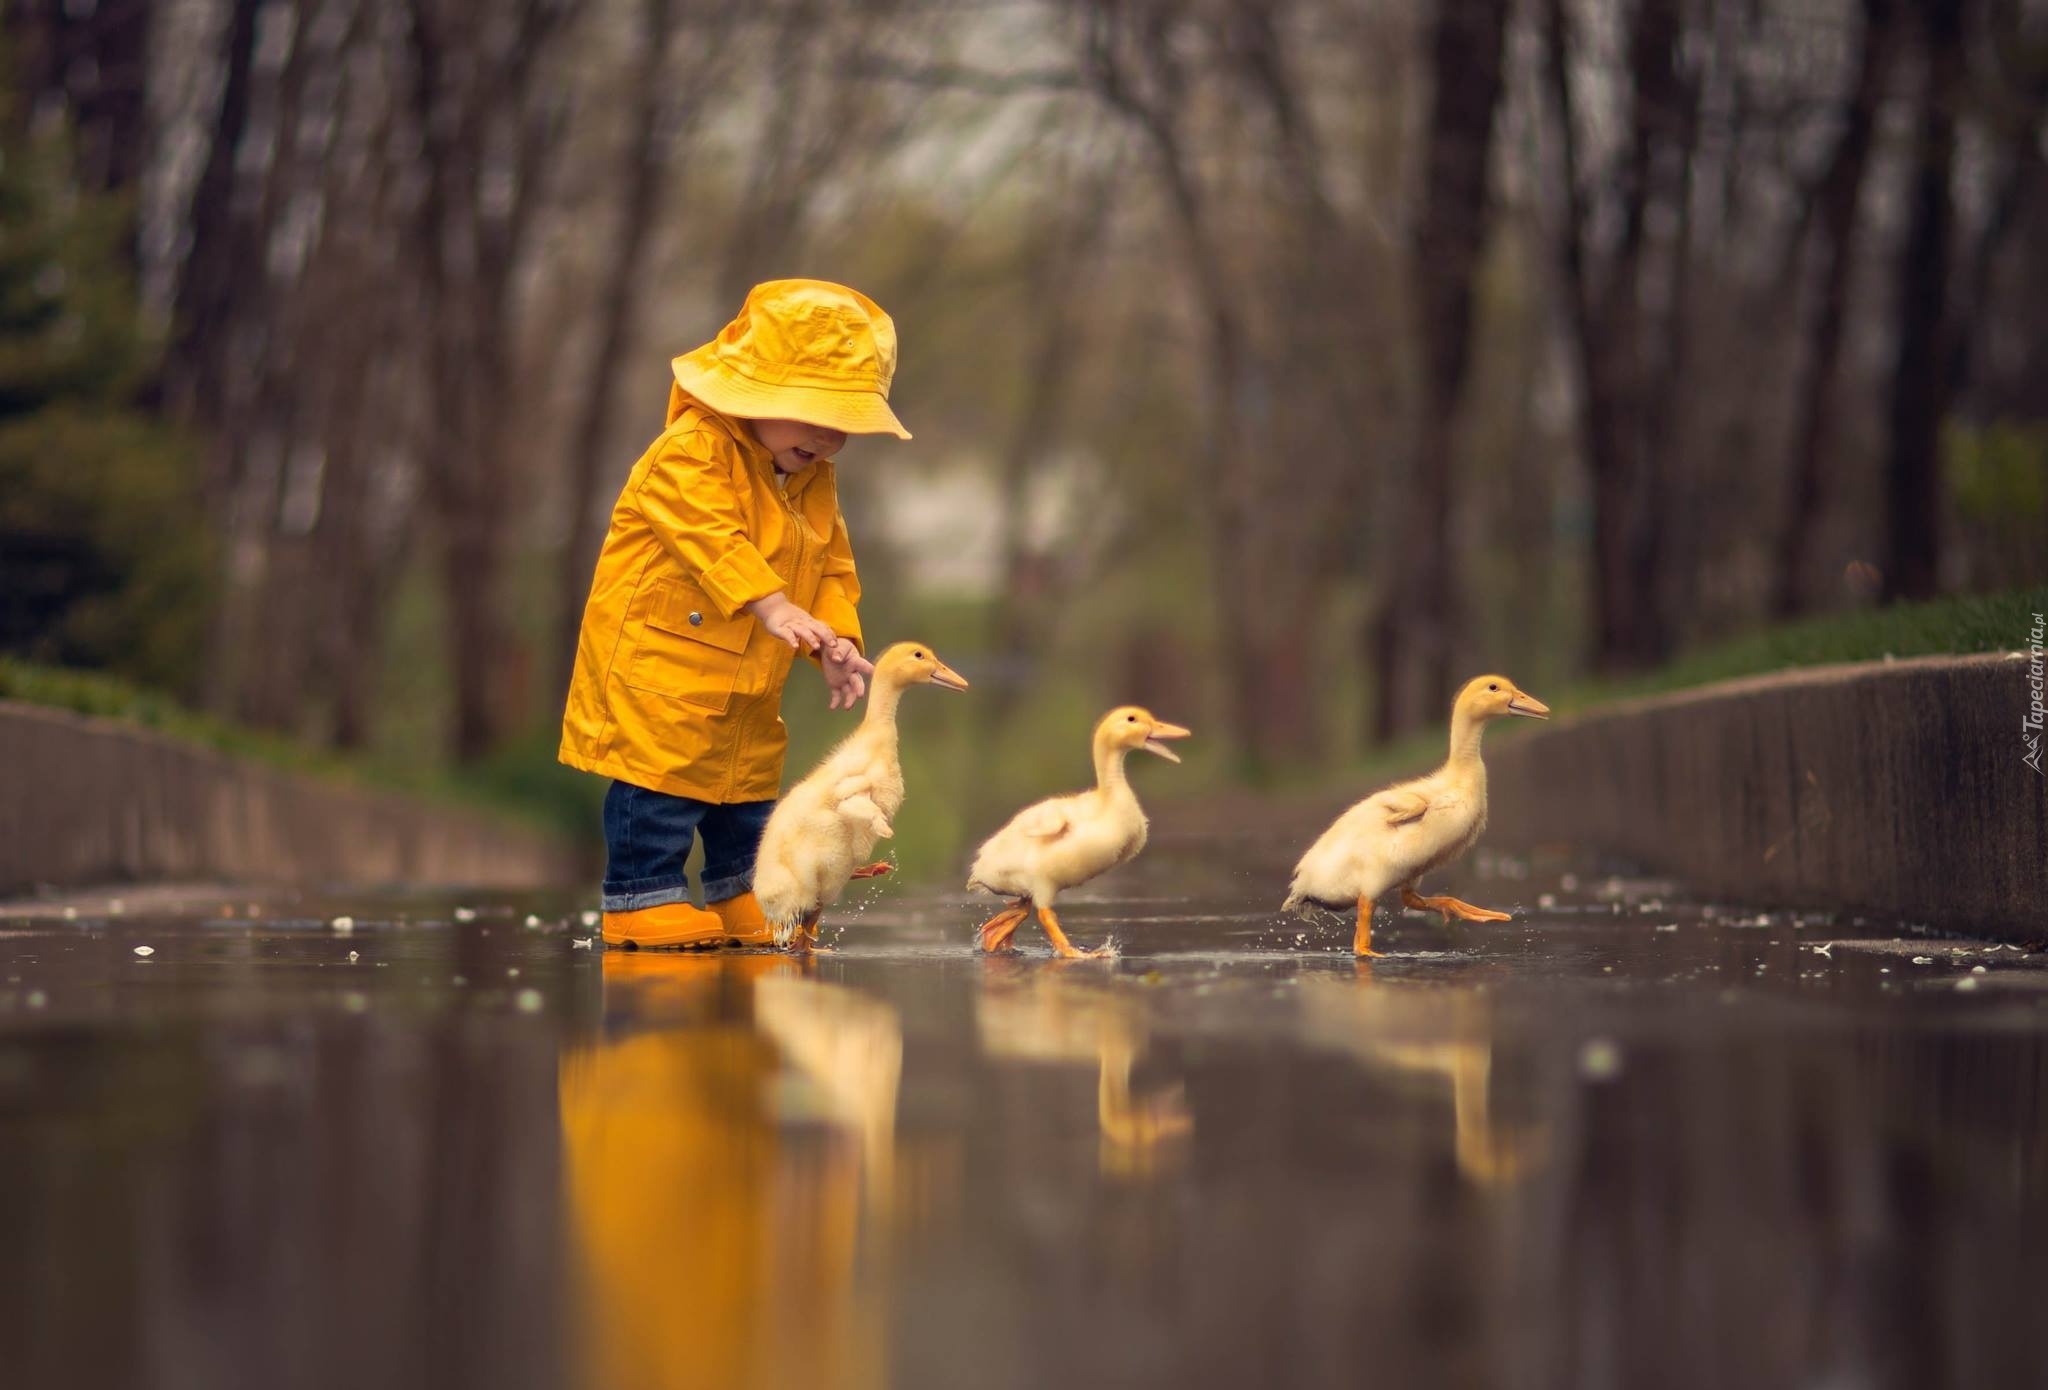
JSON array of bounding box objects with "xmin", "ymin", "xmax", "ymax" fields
[{"xmin": 2, "ymin": 846, "xmax": 2046, "ymax": 1390}]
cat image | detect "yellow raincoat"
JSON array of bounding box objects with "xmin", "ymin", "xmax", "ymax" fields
[
  {"xmin": 558, "ymin": 395, "xmax": 863, "ymax": 801},
  {"xmin": 560, "ymin": 280, "xmax": 906, "ymax": 802}
]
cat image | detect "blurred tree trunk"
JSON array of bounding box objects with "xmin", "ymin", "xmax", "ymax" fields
[
  {"xmin": 167, "ymin": 0, "xmax": 264, "ymax": 716},
  {"xmin": 1541, "ymin": 0, "xmax": 1687, "ymax": 672},
  {"xmin": 552, "ymin": 0, "xmax": 689, "ymax": 705},
  {"xmin": 404, "ymin": 0, "xmax": 567, "ymax": 763},
  {"xmin": 1882, "ymin": 0, "xmax": 1966, "ymax": 603},
  {"xmin": 1075, "ymin": 1, "xmax": 1317, "ymax": 774},
  {"xmin": 1375, "ymin": 0, "xmax": 1507, "ymax": 738},
  {"xmin": 1773, "ymin": 0, "xmax": 1896, "ymax": 618},
  {"xmin": 981, "ymin": 160, "xmax": 1115, "ymax": 734}
]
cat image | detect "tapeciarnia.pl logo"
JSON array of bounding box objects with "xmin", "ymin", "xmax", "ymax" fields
[{"xmin": 2026, "ymin": 612, "xmax": 2045, "ymax": 776}]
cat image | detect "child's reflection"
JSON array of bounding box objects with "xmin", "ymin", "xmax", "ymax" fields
[{"xmin": 558, "ymin": 954, "xmax": 901, "ymax": 1390}]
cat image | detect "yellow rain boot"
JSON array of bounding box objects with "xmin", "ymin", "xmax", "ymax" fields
[
  {"xmin": 707, "ymin": 892, "xmax": 776, "ymax": 947},
  {"xmin": 601, "ymin": 901, "xmax": 729, "ymax": 950}
]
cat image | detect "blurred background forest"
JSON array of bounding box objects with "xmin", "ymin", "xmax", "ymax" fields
[{"xmin": 2, "ymin": 0, "xmax": 2045, "ymax": 867}]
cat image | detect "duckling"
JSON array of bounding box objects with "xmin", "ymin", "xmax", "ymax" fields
[
  {"xmin": 755, "ymin": 642, "xmax": 969, "ymax": 947},
  {"xmin": 1283, "ymin": 675, "xmax": 1549, "ymax": 957},
  {"xmin": 966, "ymin": 707, "xmax": 1190, "ymax": 958}
]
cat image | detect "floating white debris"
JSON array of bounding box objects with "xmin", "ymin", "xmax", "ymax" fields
[
  {"xmin": 453, "ymin": 907, "xmax": 478, "ymax": 923},
  {"xmin": 507, "ymin": 967, "xmax": 520, "ymax": 979},
  {"xmin": 1578, "ymin": 1038, "xmax": 1623, "ymax": 1081},
  {"xmin": 1655, "ymin": 923, "xmax": 1679, "ymax": 933},
  {"xmin": 1956, "ymin": 977, "xmax": 1980, "ymax": 993},
  {"xmin": 571, "ymin": 936, "xmax": 593, "ymax": 950},
  {"xmin": 331, "ymin": 915, "xmax": 355, "ymax": 934},
  {"xmin": 347, "ymin": 951, "xmax": 359, "ymax": 964},
  {"xmin": 580, "ymin": 909, "xmax": 600, "ymax": 928},
  {"xmin": 1971, "ymin": 965, "xmax": 1987, "ymax": 975},
  {"xmin": 1911, "ymin": 956, "xmax": 1936, "ymax": 965},
  {"xmin": 131, "ymin": 945, "xmax": 154, "ymax": 957},
  {"xmin": 524, "ymin": 914, "xmax": 542, "ymax": 928},
  {"xmin": 516, "ymin": 989, "xmax": 544, "ymax": 1013},
  {"xmin": 1811, "ymin": 942, "xmax": 1834, "ymax": 957}
]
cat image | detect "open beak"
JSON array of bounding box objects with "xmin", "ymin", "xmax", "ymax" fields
[
  {"xmin": 929, "ymin": 661, "xmax": 970, "ymax": 693},
  {"xmin": 1142, "ymin": 721, "xmax": 1191, "ymax": 762},
  {"xmin": 1507, "ymin": 692, "xmax": 1551, "ymax": 720}
]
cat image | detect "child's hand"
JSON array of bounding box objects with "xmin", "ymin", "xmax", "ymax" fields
[
  {"xmin": 745, "ymin": 592, "xmax": 836, "ymax": 654},
  {"xmin": 822, "ymin": 638, "xmax": 874, "ymax": 711}
]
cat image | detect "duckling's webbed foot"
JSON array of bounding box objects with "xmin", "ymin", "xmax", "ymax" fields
[
  {"xmin": 976, "ymin": 901, "xmax": 1028, "ymax": 952},
  {"xmin": 1037, "ymin": 906, "xmax": 1109, "ymax": 959},
  {"xmin": 850, "ymin": 862, "xmax": 893, "ymax": 880},
  {"xmin": 791, "ymin": 909, "xmax": 823, "ymax": 953},
  {"xmin": 1400, "ymin": 887, "xmax": 1511, "ymax": 924}
]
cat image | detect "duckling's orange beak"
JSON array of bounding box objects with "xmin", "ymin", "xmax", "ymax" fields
[
  {"xmin": 929, "ymin": 661, "xmax": 970, "ymax": 692},
  {"xmin": 1506, "ymin": 691, "xmax": 1550, "ymax": 719},
  {"xmin": 1142, "ymin": 721, "xmax": 1191, "ymax": 762}
]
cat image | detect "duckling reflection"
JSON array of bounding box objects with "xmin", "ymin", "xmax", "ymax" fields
[
  {"xmin": 1300, "ymin": 971, "xmax": 1547, "ymax": 1186},
  {"xmin": 559, "ymin": 952, "xmax": 905, "ymax": 1390},
  {"xmin": 975, "ymin": 964, "xmax": 1191, "ymax": 1178}
]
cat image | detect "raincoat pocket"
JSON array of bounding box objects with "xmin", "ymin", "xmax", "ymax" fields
[{"xmin": 625, "ymin": 578, "xmax": 753, "ymax": 712}]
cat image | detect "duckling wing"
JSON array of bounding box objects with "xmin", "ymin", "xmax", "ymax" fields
[
  {"xmin": 1378, "ymin": 788, "xmax": 1431, "ymax": 826},
  {"xmin": 1014, "ymin": 803, "xmax": 1071, "ymax": 840}
]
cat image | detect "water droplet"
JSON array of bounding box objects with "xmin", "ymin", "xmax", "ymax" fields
[
  {"xmin": 331, "ymin": 915, "xmax": 355, "ymax": 933},
  {"xmin": 132, "ymin": 945, "xmax": 154, "ymax": 957}
]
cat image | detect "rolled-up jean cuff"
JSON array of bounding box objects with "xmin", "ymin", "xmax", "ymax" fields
[
  {"xmin": 600, "ymin": 878, "xmax": 695, "ymax": 913},
  {"xmin": 700, "ymin": 868, "xmax": 754, "ymax": 904}
]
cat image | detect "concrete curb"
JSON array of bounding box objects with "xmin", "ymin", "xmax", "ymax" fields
[
  {"xmin": 0, "ymin": 701, "xmax": 580, "ymax": 895},
  {"xmin": 1483, "ymin": 653, "xmax": 2048, "ymax": 943}
]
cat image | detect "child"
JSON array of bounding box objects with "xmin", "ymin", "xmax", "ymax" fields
[{"xmin": 559, "ymin": 279, "xmax": 911, "ymax": 949}]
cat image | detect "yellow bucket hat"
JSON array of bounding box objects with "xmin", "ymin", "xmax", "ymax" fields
[{"xmin": 670, "ymin": 279, "xmax": 911, "ymax": 439}]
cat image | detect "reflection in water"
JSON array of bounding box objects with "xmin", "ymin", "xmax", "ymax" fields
[
  {"xmin": 1300, "ymin": 969, "xmax": 1548, "ymax": 1186},
  {"xmin": 975, "ymin": 963, "xmax": 1191, "ymax": 1178},
  {"xmin": 558, "ymin": 953, "xmax": 905, "ymax": 1390}
]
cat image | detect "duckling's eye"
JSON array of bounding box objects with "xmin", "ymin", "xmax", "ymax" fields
[
  {"xmin": 1127, "ymin": 715, "xmax": 1137, "ymax": 722},
  {"xmin": 1488, "ymin": 683, "xmax": 1499, "ymax": 692},
  {"xmin": 914, "ymin": 650, "xmax": 926, "ymax": 659}
]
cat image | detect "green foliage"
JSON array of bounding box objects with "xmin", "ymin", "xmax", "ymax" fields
[
  {"xmin": 0, "ymin": 115, "xmax": 213, "ymax": 695},
  {"xmin": 1947, "ymin": 422, "xmax": 2048, "ymax": 524}
]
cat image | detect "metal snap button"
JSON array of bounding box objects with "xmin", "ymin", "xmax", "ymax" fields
[{"xmin": 688, "ymin": 611, "xmax": 703, "ymax": 626}]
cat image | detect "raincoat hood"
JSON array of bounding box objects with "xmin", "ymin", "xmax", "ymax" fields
[{"xmin": 669, "ymin": 279, "xmax": 911, "ymax": 439}]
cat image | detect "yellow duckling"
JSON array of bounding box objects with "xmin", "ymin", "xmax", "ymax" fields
[
  {"xmin": 755, "ymin": 642, "xmax": 968, "ymax": 947},
  {"xmin": 1283, "ymin": 675, "xmax": 1549, "ymax": 957},
  {"xmin": 967, "ymin": 707, "xmax": 1190, "ymax": 958}
]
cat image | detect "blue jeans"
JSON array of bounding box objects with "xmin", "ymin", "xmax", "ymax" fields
[{"xmin": 600, "ymin": 781, "xmax": 775, "ymax": 912}]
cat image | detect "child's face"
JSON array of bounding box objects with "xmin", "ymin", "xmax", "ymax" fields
[{"xmin": 750, "ymin": 418, "xmax": 849, "ymax": 474}]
